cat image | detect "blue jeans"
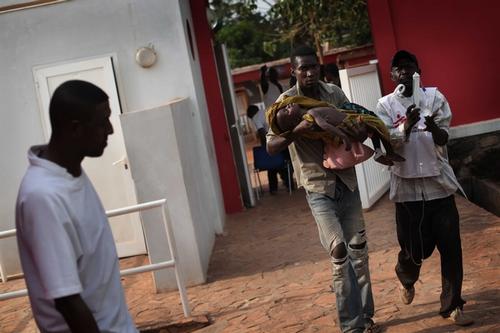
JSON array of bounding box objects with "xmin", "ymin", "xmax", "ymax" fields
[{"xmin": 306, "ymin": 180, "xmax": 374, "ymax": 333}]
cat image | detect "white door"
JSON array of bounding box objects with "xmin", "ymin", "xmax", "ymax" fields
[
  {"xmin": 33, "ymin": 57, "xmax": 147, "ymax": 257},
  {"xmin": 340, "ymin": 63, "xmax": 390, "ymax": 209}
]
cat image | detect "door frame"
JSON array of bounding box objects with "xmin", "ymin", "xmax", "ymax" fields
[{"xmin": 32, "ymin": 55, "xmax": 147, "ymax": 257}]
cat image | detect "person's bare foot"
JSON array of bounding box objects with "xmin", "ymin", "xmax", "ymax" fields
[{"xmin": 374, "ymin": 149, "xmax": 394, "ymax": 166}]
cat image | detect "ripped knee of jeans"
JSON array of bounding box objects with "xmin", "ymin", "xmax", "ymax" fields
[
  {"xmin": 348, "ymin": 231, "xmax": 368, "ymax": 254},
  {"xmin": 331, "ymin": 242, "xmax": 348, "ymax": 265}
]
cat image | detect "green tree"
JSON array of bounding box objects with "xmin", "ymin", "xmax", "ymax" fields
[
  {"xmin": 209, "ymin": 0, "xmax": 372, "ymax": 68},
  {"xmin": 269, "ymin": 0, "xmax": 372, "ymax": 63},
  {"xmin": 210, "ymin": 0, "xmax": 288, "ymax": 68}
]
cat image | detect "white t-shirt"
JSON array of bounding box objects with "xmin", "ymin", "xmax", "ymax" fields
[
  {"xmin": 16, "ymin": 146, "xmax": 137, "ymax": 333},
  {"xmin": 252, "ymin": 108, "xmax": 268, "ymax": 131},
  {"xmin": 263, "ymin": 83, "xmax": 282, "ymax": 109}
]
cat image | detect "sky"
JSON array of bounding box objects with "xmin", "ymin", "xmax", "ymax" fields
[{"xmin": 255, "ymin": 0, "xmax": 275, "ymax": 14}]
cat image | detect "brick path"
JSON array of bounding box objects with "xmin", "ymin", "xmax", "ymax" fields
[{"xmin": 1, "ymin": 190, "xmax": 499, "ymax": 332}]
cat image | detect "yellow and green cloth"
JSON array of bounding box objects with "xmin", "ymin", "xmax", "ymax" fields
[{"xmin": 265, "ymin": 95, "xmax": 390, "ymax": 144}]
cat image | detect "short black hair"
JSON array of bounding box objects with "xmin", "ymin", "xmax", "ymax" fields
[
  {"xmin": 246, "ymin": 104, "xmax": 259, "ymax": 118},
  {"xmin": 290, "ymin": 45, "xmax": 318, "ymax": 66},
  {"xmin": 49, "ymin": 80, "xmax": 109, "ymax": 134},
  {"xmin": 391, "ymin": 50, "xmax": 419, "ymax": 69}
]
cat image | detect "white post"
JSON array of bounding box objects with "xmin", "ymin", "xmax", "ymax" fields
[{"xmin": 161, "ymin": 204, "xmax": 191, "ymax": 317}]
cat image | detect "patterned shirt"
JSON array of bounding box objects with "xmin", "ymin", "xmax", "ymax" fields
[
  {"xmin": 376, "ymin": 88, "xmax": 463, "ymax": 202},
  {"xmin": 266, "ymin": 81, "xmax": 354, "ymax": 196}
]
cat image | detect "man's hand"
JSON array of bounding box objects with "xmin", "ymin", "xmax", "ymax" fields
[
  {"xmin": 424, "ymin": 113, "xmax": 448, "ymax": 145},
  {"xmin": 423, "ymin": 113, "xmax": 438, "ymax": 132},
  {"xmin": 55, "ymin": 294, "xmax": 101, "ymax": 333},
  {"xmin": 404, "ymin": 104, "xmax": 420, "ymax": 138}
]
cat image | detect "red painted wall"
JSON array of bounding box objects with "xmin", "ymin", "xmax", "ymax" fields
[
  {"xmin": 189, "ymin": 0, "xmax": 243, "ymax": 214},
  {"xmin": 368, "ymin": 0, "xmax": 500, "ymax": 126}
]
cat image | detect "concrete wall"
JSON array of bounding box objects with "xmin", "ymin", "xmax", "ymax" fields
[
  {"xmin": 0, "ymin": 0, "xmax": 224, "ymax": 281},
  {"xmin": 121, "ymin": 100, "xmax": 213, "ymax": 288}
]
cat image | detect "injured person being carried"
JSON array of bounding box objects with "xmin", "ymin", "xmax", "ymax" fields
[{"xmin": 266, "ymin": 95, "xmax": 405, "ymax": 169}]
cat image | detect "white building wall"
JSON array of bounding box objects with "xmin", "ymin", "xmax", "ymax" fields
[{"xmin": 0, "ymin": 0, "xmax": 224, "ymax": 284}]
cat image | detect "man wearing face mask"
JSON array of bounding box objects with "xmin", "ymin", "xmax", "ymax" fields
[{"xmin": 375, "ymin": 50, "xmax": 473, "ymax": 327}]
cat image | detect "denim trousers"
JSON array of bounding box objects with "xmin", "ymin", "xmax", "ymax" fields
[
  {"xmin": 306, "ymin": 180, "xmax": 374, "ymax": 333},
  {"xmin": 395, "ymin": 195, "xmax": 465, "ymax": 317}
]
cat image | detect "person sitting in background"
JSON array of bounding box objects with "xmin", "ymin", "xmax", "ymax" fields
[
  {"xmin": 247, "ymin": 104, "xmax": 290, "ymax": 194},
  {"xmin": 260, "ymin": 65, "xmax": 283, "ymax": 108}
]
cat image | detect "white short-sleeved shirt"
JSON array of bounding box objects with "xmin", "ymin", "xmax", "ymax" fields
[
  {"xmin": 252, "ymin": 108, "xmax": 268, "ymax": 131},
  {"xmin": 16, "ymin": 145, "xmax": 137, "ymax": 333}
]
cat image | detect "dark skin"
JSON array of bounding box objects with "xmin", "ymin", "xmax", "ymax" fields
[
  {"xmin": 267, "ymin": 55, "xmax": 367, "ymax": 155},
  {"xmin": 260, "ymin": 65, "xmax": 283, "ymax": 95},
  {"xmin": 39, "ymin": 101, "xmax": 113, "ymax": 332},
  {"xmin": 391, "ymin": 59, "xmax": 448, "ymax": 146},
  {"xmin": 276, "ymin": 103, "xmax": 405, "ymax": 164},
  {"xmin": 41, "ymin": 101, "xmax": 113, "ymax": 177},
  {"xmin": 276, "ymin": 103, "xmax": 352, "ymax": 149}
]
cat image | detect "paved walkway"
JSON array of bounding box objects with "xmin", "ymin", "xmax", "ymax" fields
[{"xmin": 1, "ymin": 190, "xmax": 499, "ymax": 332}]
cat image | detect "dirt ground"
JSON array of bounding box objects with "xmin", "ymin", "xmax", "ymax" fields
[{"xmin": 1, "ymin": 188, "xmax": 499, "ymax": 333}]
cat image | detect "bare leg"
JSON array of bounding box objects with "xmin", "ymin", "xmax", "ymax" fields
[{"xmin": 379, "ymin": 135, "xmax": 405, "ymax": 162}]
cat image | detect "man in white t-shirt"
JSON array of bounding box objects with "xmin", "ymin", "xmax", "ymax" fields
[
  {"xmin": 16, "ymin": 80, "xmax": 138, "ymax": 333},
  {"xmin": 260, "ymin": 65, "xmax": 283, "ymax": 109}
]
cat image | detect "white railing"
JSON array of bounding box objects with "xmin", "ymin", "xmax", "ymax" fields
[{"xmin": 0, "ymin": 199, "xmax": 191, "ymax": 317}]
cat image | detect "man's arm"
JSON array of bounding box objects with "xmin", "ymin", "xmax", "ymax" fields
[
  {"xmin": 55, "ymin": 294, "xmax": 100, "ymax": 333},
  {"xmin": 375, "ymin": 102, "xmax": 408, "ymax": 148},
  {"xmin": 267, "ymin": 132, "xmax": 296, "ymax": 156},
  {"xmin": 257, "ymin": 128, "xmax": 267, "ymax": 147},
  {"xmin": 404, "ymin": 104, "xmax": 421, "ymax": 140},
  {"xmin": 424, "ymin": 93, "xmax": 452, "ymax": 146},
  {"xmin": 307, "ymin": 108, "xmax": 352, "ymax": 150},
  {"xmin": 266, "ymin": 119, "xmax": 315, "ymax": 155},
  {"xmin": 260, "ymin": 65, "xmax": 269, "ymax": 94},
  {"xmin": 424, "ymin": 113, "xmax": 448, "ymax": 145}
]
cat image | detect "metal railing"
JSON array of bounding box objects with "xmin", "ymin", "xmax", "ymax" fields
[{"xmin": 0, "ymin": 199, "xmax": 191, "ymax": 317}]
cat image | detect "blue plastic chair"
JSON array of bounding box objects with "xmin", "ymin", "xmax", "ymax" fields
[{"xmin": 252, "ymin": 146, "xmax": 293, "ymax": 197}]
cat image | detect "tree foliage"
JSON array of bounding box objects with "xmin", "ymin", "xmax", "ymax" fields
[
  {"xmin": 269, "ymin": 0, "xmax": 372, "ymax": 63},
  {"xmin": 210, "ymin": 0, "xmax": 289, "ymax": 68},
  {"xmin": 210, "ymin": 0, "xmax": 372, "ymax": 68}
]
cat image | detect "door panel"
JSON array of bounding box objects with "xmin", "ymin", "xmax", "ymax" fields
[{"xmin": 34, "ymin": 57, "xmax": 146, "ymax": 257}]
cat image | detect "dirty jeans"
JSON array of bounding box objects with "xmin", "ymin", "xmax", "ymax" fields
[{"xmin": 306, "ymin": 180, "xmax": 374, "ymax": 333}]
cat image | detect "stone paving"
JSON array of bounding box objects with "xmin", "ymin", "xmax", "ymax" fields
[{"xmin": 1, "ymin": 189, "xmax": 499, "ymax": 333}]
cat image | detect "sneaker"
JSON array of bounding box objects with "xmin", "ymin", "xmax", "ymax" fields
[
  {"xmin": 364, "ymin": 318, "xmax": 382, "ymax": 333},
  {"xmin": 448, "ymin": 307, "xmax": 474, "ymax": 326},
  {"xmin": 399, "ymin": 285, "xmax": 415, "ymax": 305}
]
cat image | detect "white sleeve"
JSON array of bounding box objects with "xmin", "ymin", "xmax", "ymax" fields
[
  {"xmin": 252, "ymin": 116, "xmax": 265, "ymax": 131},
  {"xmin": 434, "ymin": 90, "xmax": 452, "ymax": 133},
  {"xmin": 18, "ymin": 192, "xmax": 83, "ymax": 299},
  {"xmin": 375, "ymin": 101, "xmax": 406, "ymax": 147}
]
